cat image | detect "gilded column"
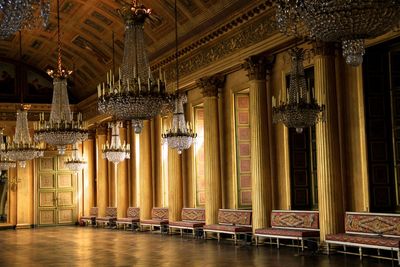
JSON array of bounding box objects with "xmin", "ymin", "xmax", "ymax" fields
[
  {"xmin": 117, "ymin": 125, "xmax": 129, "ymax": 218},
  {"xmin": 139, "ymin": 120, "xmax": 153, "ymax": 220},
  {"xmin": 168, "ymin": 144, "xmax": 183, "ymax": 222},
  {"xmin": 83, "ymin": 131, "xmax": 96, "ymax": 215},
  {"xmin": 96, "ymin": 125, "xmax": 108, "ymax": 216},
  {"xmin": 8, "ymin": 167, "xmax": 17, "ymax": 225},
  {"xmin": 197, "ymin": 76, "xmax": 224, "ymax": 225},
  {"xmin": 314, "ymin": 42, "xmax": 345, "ymax": 242},
  {"xmin": 154, "ymin": 116, "xmax": 163, "ymax": 207},
  {"xmin": 244, "ymin": 56, "xmax": 274, "ymax": 231}
]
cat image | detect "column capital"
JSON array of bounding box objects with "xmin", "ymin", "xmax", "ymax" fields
[
  {"xmin": 197, "ymin": 75, "xmax": 225, "ymax": 97},
  {"xmin": 243, "ymin": 55, "xmax": 274, "ymax": 81},
  {"xmin": 313, "ymin": 41, "xmax": 337, "ymax": 57},
  {"xmin": 87, "ymin": 129, "xmax": 96, "ymax": 140}
]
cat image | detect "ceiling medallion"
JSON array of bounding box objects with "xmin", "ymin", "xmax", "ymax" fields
[
  {"xmin": 272, "ymin": 48, "xmax": 324, "ymax": 133},
  {"xmin": 34, "ymin": 0, "xmax": 88, "ymax": 154},
  {"xmin": 97, "ymin": 0, "xmax": 173, "ymax": 134},
  {"xmin": 276, "ymin": 0, "xmax": 400, "ymax": 66}
]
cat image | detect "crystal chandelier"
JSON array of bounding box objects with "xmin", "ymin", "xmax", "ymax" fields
[
  {"xmin": 272, "ymin": 48, "xmax": 324, "ymax": 133},
  {"xmin": 65, "ymin": 143, "xmax": 86, "ymax": 172},
  {"xmin": 102, "ymin": 122, "xmax": 130, "ymax": 165},
  {"xmin": 0, "ymin": 129, "xmax": 16, "ymax": 170},
  {"xmin": 276, "ymin": 0, "xmax": 400, "ymax": 66},
  {"xmin": 162, "ymin": 0, "xmax": 196, "ymax": 154},
  {"xmin": 34, "ymin": 0, "xmax": 88, "ymax": 155},
  {"xmin": 162, "ymin": 94, "xmax": 196, "ymax": 154},
  {"xmin": 7, "ymin": 107, "xmax": 43, "ymax": 168},
  {"xmin": 97, "ymin": 0, "xmax": 171, "ymax": 134},
  {"xmin": 0, "ymin": 0, "xmax": 50, "ymax": 38}
]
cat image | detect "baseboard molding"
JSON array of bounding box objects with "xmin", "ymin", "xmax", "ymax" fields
[{"xmin": 16, "ymin": 224, "xmax": 34, "ymax": 229}]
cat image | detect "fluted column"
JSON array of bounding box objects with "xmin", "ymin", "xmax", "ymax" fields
[
  {"xmin": 168, "ymin": 145, "xmax": 183, "ymax": 222},
  {"xmin": 154, "ymin": 116, "xmax": 163, "ymax": 207},
  {"xmin": 244, "ymin": 56, "xmax": 274, "ymax": 231},
  {"xmin": 314, "ymin": 42, "xmax": 345, "ymax": 242},
  {"xmin": 139, "ymin": 121, "xmax": 153, "ymax": 220},
  {"xmin": 198, "ymin": 76, "xmax": 224, "ymax": 225},
  {"xmin": 96, "ymin": 126, "xmax": 108, "ymax": 216},
  {"xmin": 83, "ymin": 132, "xmax": 96, "ymax": 215},
  {"xmin": 117, "ymin": 125, "xmax": 129, "ymax": 218},
  {"xmin": 8, "ymin": 167, "xmax": 17, "ymax": 225}
]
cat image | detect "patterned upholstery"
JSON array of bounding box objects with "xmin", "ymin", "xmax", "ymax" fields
[
  {"xmin": 204, "ymin": 224, "xmax": 252, "ymax": 233},
  {"xmin": 182, "ymin": 208, "xmax": 205, "ymax": 222},
  {"xmin": 326, "ymin": 233, "xmax": 400, "ymax": 248},
  {"xmin": 151, "ymin": 208, "xmax": 169, "ymax": 220},
  {"xmin": 169, "ymin": 221, "xmax": 205, "ymax": 228},
  {"xmin": 105, "ymin": 207, "xmax": 117, "ymax": 217},
  {"xmin": 217, "ymin": 209, "xmax": 252, "ymax": 226},
  {"xmin": 345, "ymin": 212, "xmax": 400, "ymax": 236},
  {"xmin": 127, "ymin": 207, "xmax": 140, "ymax": 219},
  {"xmin": 255, "ymin": 228, "xmax": 320, "ymax": 238},
  {"xmin": 271, "ymin": 210, "xmax": 319, "ymax": 230},
  {"xmin": 90, "ymin": 207, "xmax": 98, "ymax": 216}
]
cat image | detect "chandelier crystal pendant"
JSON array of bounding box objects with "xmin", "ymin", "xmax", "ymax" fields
[
  {"xmin": 0, "ymin": 129, "xmax": 16, "ymax": 170},
  {"xmin": 65, "ymin": 143, "xmax": 86, "ymax": 172},
  {"xmin": 272, "ymin": 48, "xmax": 325, "ymax": 133},
  {"xmin": 97, "ymin": 0, "xmax": 172, "ymax": 134},
  {"xmin": 34, "ymin": 0, "xmax": 88, "ymax": 155},
  {"xmin": 102, "ymin": 122, "xmax": 130, "ymax": 165},
  {"xmin": 7, "ymin": 107, "xmax": 43, "ymax": 168},
  {"xmin": 0, "ymin": 0, "xmax": 50, "ymax": 38},
  {"xmin": 276, "ymin": 0, "xmax": 400, "ymax": 66},
  {"xmin": 162, "ymin": 94, "xmax": 197, "ymax": 154}
]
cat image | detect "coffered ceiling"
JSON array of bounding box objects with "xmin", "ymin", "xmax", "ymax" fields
[{"xmin": 0, "ymin": 0, "xmax": 263, "ymax": 102}]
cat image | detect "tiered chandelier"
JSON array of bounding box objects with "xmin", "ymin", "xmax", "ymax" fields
[
  {"xmin": 65, "ymin": 143, "xmax": 86, "ymax": 172},
  {"xmin": 276, "ymin": 0, "xmax": 400, "ymax": 66},
  {"xmin": 162, "ymin": 0, "xmax": 196, "ymax": 154},
  {"xmin": 102, "ymin": 122, "xmax": 130, "ymax": 165},
  {"xmin": 0, "ymin": 0, "xmax": 50, "ymax": 38},
  {"xmin": 97, "ymin": 0, "xmax": 172, "ymax": 134},
  {"xmin": 34, "ymin": 0, "xmax": 88, "ymax": 155},
  {"xmin": 0, "ymin": 129, "xmax": 16, "ymax": 170},
  {"xmin": 272, "ymin": 48, "xmax": 324, "ymax": 133},
  {"xmin": 7, "ymin": 106, "xmax": 43, "ymax": 168}
]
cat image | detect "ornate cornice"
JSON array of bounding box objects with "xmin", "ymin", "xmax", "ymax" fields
[
  {"xmin": 197, "ymin": 75, "xmax": 225, "ymax": 97},
  {"xmin": 243, "ymin": 55, "xmax": 275, "ymax": 81}
]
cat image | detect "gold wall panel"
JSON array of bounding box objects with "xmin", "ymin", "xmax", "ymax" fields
[
  {"xmin": 39, "ymin": 210, "xmax": 55, "ymax": 225},
  {"xmin": 39, "ymin": 174, "xmax": 54, "ymax": 189},
  {"xmin": 58, "ymin": 209, "xmax": 74, "ymax": 224},
  {"xmin": 57, "ymin": 156, "xmax": 69, "ymax": 171},
  {"xmin": 58, "ymin": 174, "xmax": 73, "ymax": 188},
  {"xmin": 40, "ymin": 157, "xmax": 54, "ymax": 171},
  {"xmin": 39, "ymin": 192, "xmax": 55, "ymax": 207}
]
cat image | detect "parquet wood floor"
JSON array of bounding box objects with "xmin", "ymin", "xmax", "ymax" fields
[{"xmin": 0, "ymin": 227, "xmax": 393, "ymax": 266}]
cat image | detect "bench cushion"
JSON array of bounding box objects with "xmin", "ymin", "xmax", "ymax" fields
[
  {"xmin": 255, "ymin": 228, "xmax": 320, "ymax": 238},
  {"xmin": 203, "ymin": 224, "xmax": 252, "ymax": 233},
  {"xmin": 345, "ymin": 212, "xmax": 400, "ymax": 236},
  {"xmin": 271, "ymin": 211, "xmax": 319, "ymax": 230},
  {"xmin": 116, "ymin": 218, "xmax": 140, "ymax": 223},
  {"xmin": 97, "ymin": 216, "xmax": 116, "ymax": 222},
  {"xmin": 326, "ymin": 233, "xmax": 400, "ymax": 248},
  {"xmin": 140, "ymin": 219, "xmax": 169, "ymax": 225},
  {"xmin": 80, "ymin": 216, "xmax": 95, "ymax": 220},
  {"xmin": 169, "ymin": 221, "xmax": 205, "ymax": 228}
]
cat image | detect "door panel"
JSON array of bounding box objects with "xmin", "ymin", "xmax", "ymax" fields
[{"xmin": 37, "ymin": 155, "xmax": 77, "ymax": 226}]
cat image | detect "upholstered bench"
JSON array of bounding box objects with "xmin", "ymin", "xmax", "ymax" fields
[
  {"xmin": 203, "ymin": 209, "xmax": 252, "ymax": 245},
  {"xmin": 96, "ymin": 207, "xmax": 117, "ymax": 228},
  {"xmin": 140, "ymin": 208, "xmax": 169, "ymax": 233},
  {"xmin": 326, "ymin": 212, "xmax": 400, "ymax": 264},
  {"xmin": 116, "ymin": 207, "xmax": 140, "ymax": 230},
  {"xmin": 80, "ymin": 207, "xmax": 98, "ymax": 226},
  {"xmin": 254, "ymin": 210, "xmax": 320, "ymax": 251},
  {"xmin": 169, "ymin": 208, "xmax": 205, "ymax": 237}
]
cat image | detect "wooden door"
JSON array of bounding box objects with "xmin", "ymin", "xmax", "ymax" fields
[{"xmin": 37, "ymin": 155, "xmax": 77, "ymax": 226}]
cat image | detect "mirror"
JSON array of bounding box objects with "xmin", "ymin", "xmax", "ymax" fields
[{"xmin": 0, "ymin": 170, "xmax": 8, "ymax": 223}]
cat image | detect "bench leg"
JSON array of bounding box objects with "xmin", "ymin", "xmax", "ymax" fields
[
  {"xmin": 277, "ymin": 238, "xmax": 280, "ymax": 249},
  {"xmin": 217, "ymin": 233, "xmax": 220, "ymax": 243},
  {"xmin": 359, "ymin": 247, "xmax": 363, "ymax": 260},
  {"xmin": 204, "ymin": 231, "xmax": 207, "ymax": 240},
  {"xmin": 327, "ymin": 243, "xmax": 330, "ymax": 256},
  {"xmin": 180, "ymin": 229, "xmax": 183, "ymax": 237},
  {"xmin": 192, "ymin": 229, "xmax": 195, "ymax": 238},
  {"xmin": 397, "ymin": 251, "xmax": 400, "ymax": 266},
  {"xmin": 301, "ymin": 240, "xmax": 304, "ymax": 251},
  {"xmin": 255, "ymin": 236, "xmax": 258, "ymax": 247},
  {"xmin": 234, "ymin": 234, "xmax": 237, "ymax": 245}
]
